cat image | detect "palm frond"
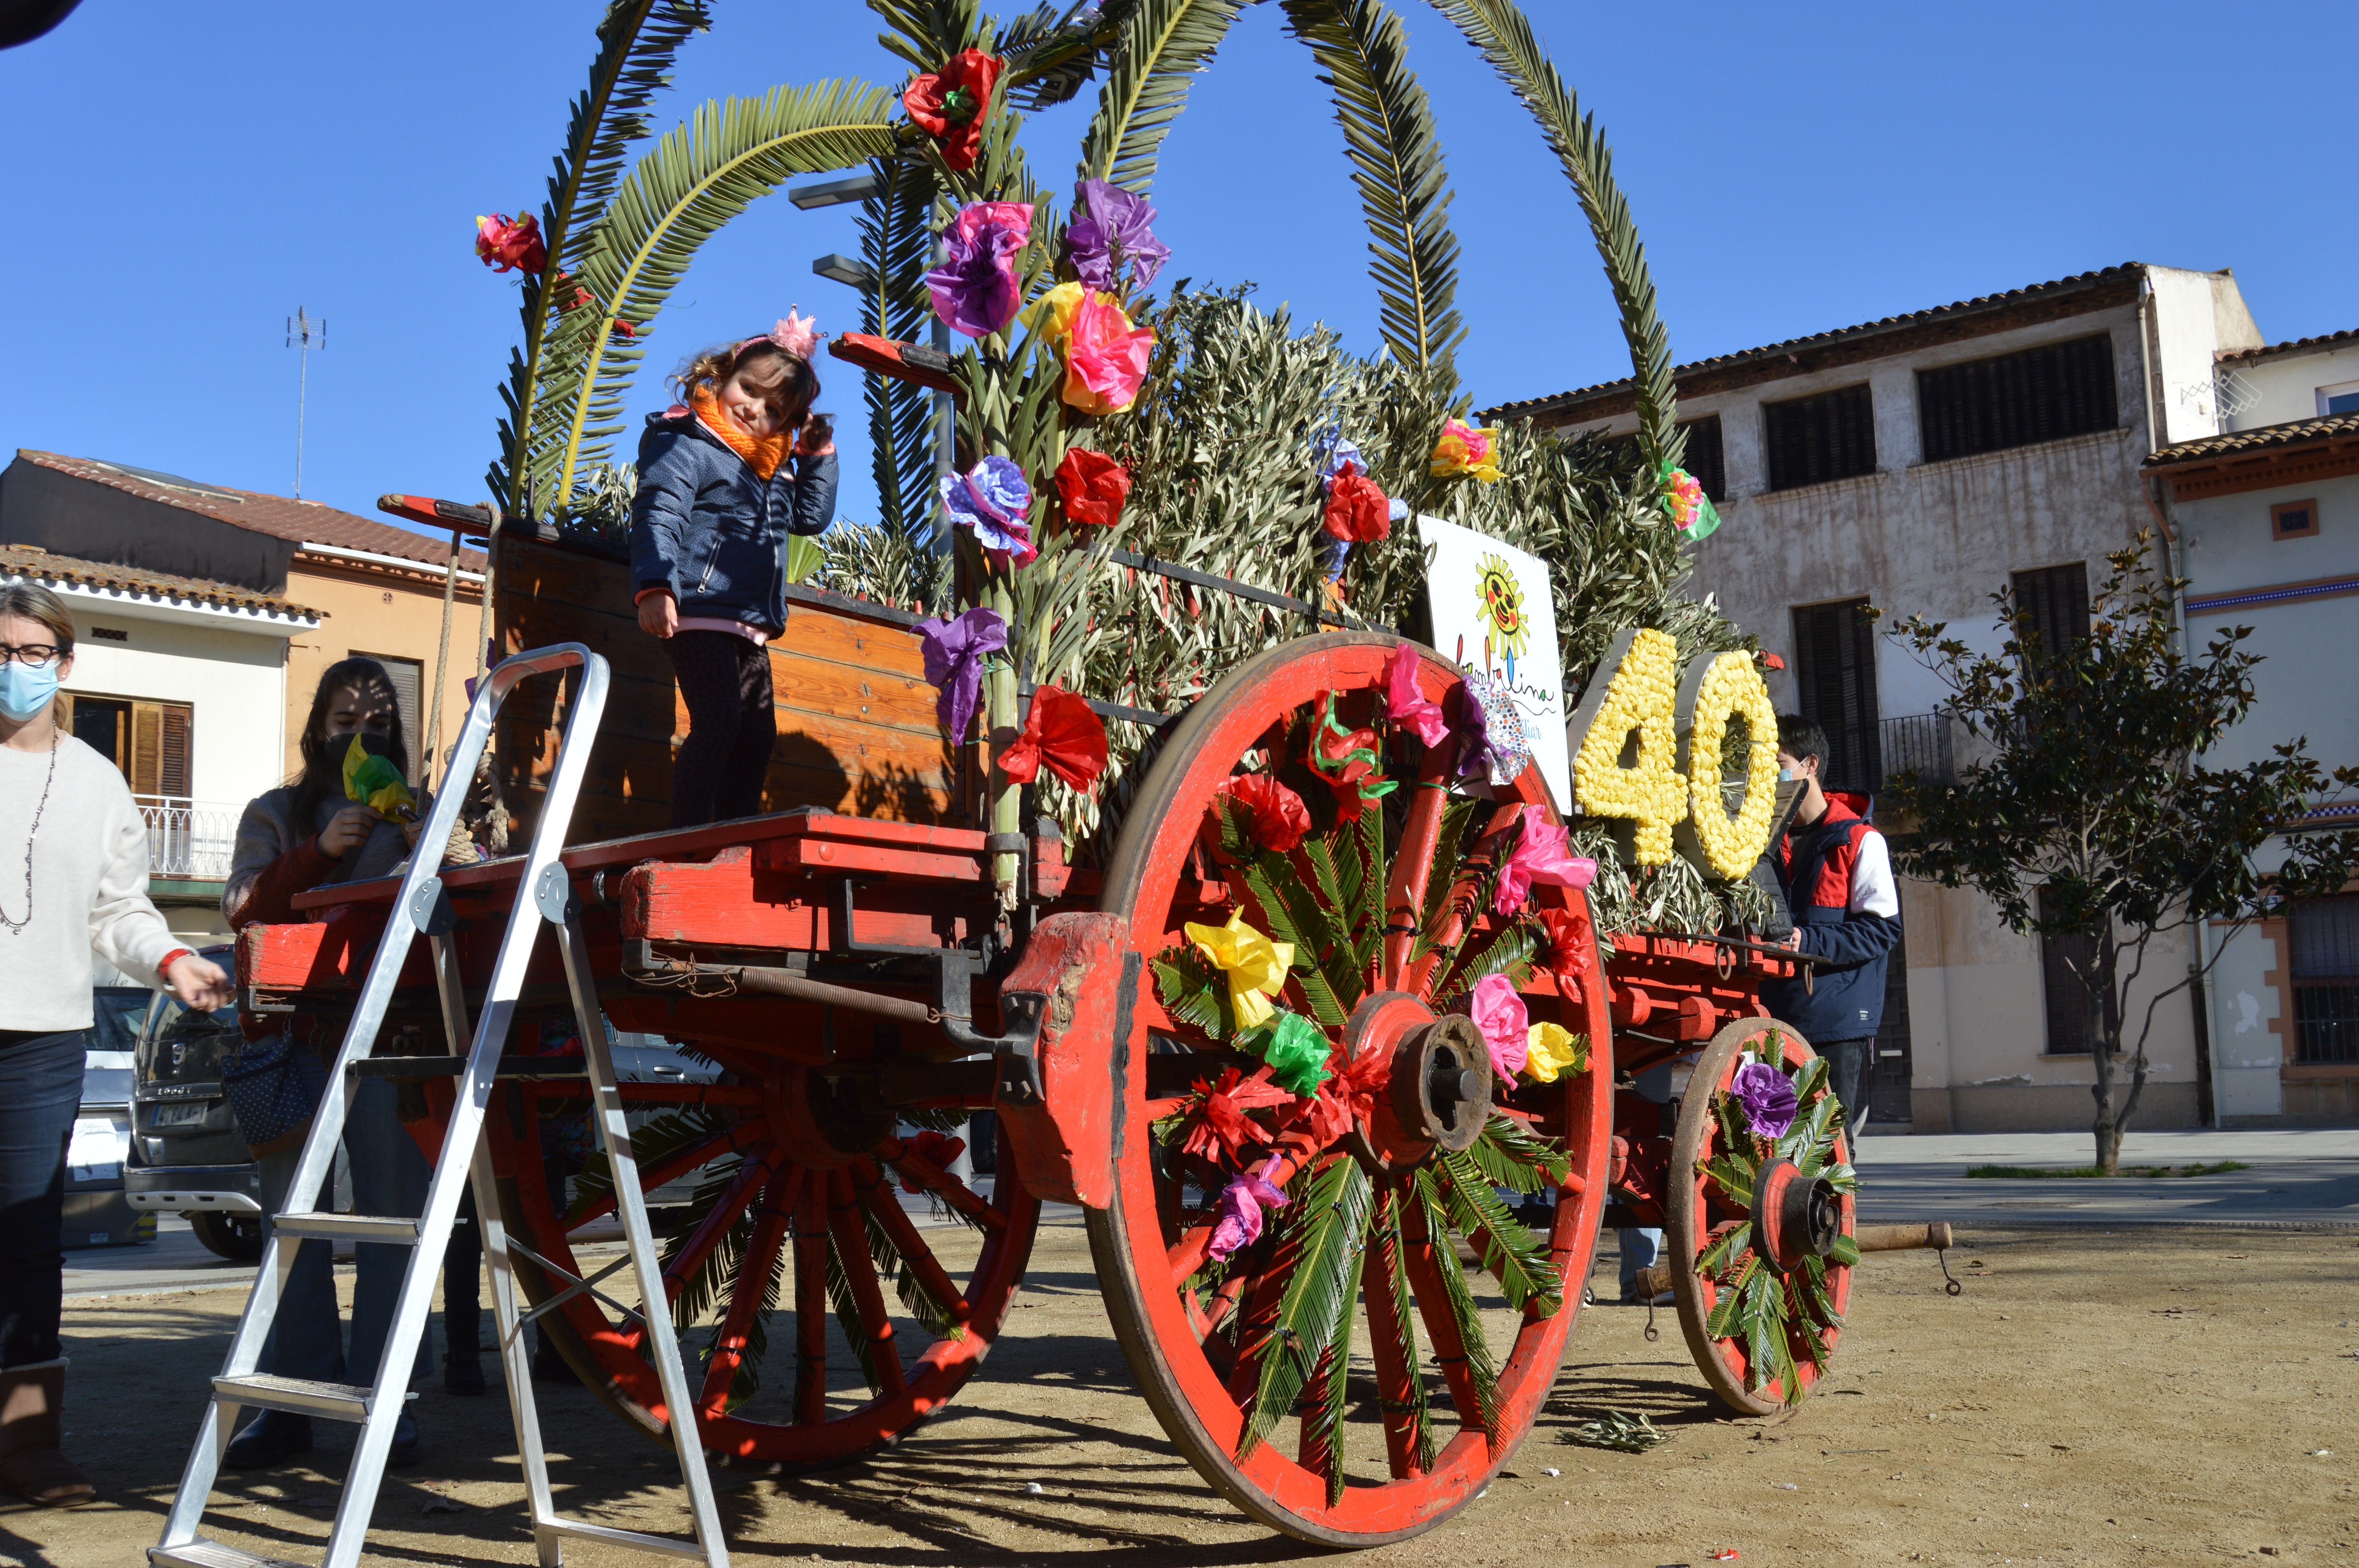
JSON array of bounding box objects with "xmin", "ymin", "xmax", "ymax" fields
[
  {"xmin": 1410, "ymin": 1166, "xmax": 1502, "ymax": 1441},
  {"xmin": 868, "ymin": 0, "xmax": 987, "ymax": 76},
  {"xmin": 1279, "ymin": 0, "xmax": 1465, "ymax": 379},
  {"xmin": 825, "ymin": 1234, "xmax": 884, "ymax": 1392},
  {"xmin": 565, "ymin": 1107, "xmax": 728, "ymax": 1227},
  {"xmin": 1462, "ymin": 1112, "xmax": 1571, "ymax": 1193},
  {"xmin": 552, "ymin": 82, "xmax": 902, "ymax": 502},
  {"xmin": 1000, "ymin": 0, "xmax": 1133, "ymax": 109},
  {"xmin": 1367, "ymin": 1185, "xmax": 1436, "ymax": 1473},
  {"xmin": 491, "ymin": 0, "xmax": 712, "ymax": 515},
  {"xmin": 859, "ymin": 1194, "xmax": 965, "ymax": 1339},
  {"xmin": 1240, "ymin": 1156, "xmax": 1372, "ymax": 1459},
  {"xmin": 1428, "ymin": 0, "xmax": 1681, "ymax": 471},
  {"xmin": 1434, "ymin": 1150, "xmax": 1560, "ymax": 1314},
  {"xmin": 1298, "ymin": 1272, "xmax": 1357, "ymax": 1507},
  {"xmin": 857, "ymin": 153, "xmax": 944, "ymax": 546},
  {"xmin": 1077, "ymin": 0, "xmax": 1249, "ymax": 192}
]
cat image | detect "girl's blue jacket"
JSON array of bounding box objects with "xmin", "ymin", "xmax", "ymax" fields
[{"xmin": 628, "ymin": 408, "xmax": 838, "ymax": 634}]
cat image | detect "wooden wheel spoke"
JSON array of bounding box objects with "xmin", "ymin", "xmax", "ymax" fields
[
  {"xmin": 1359, "ymin": 1200, "xmax": 1427, "ymax": 1481},
  {"xmin": 1382, "ymin": 753, "xmax": 1455, "ymax": 991},
  {"xmin": 1167, "ymin": 1210, "xmax": 1219, "ymax": 1289},
  {"xmin": 568, "ymin": 1117, "xmax": 771, "ymax": 1229},
  {"xmin": 595, "ymin": 1082, "xmax": 765, "ymax": 1108},
  {"xmin": 699, "ymin": 1167, "xmax": 800, "ymax": 1419},
  {"xmin": 853, "ymin": 1162, "xmax": 973, "ymax": 1331},
  {"xmin": 1400, "ymin": 1193, "xmax": 1485, "ymax": 1436},
  {"xmin": 825, "ymin": 1170, "xmax": 904, "ymax": 1397},
  {"xmin": 881, "ymin": 1138, "xmax": 1007, "ymax": 1231},
  {"xmin": 792, "ymin": 1179, "xmax": 829, "ymax": 1424}
]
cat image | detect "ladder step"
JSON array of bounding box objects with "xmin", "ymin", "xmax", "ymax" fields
[
  {"xmin": 212, "ymin": 1373, "xmax": 412, "ymax": 1422},
  {"xmin": 150, "ymin": 1537, "xmax": 308, "ymax": 1568},
  {"xmin": 271, "ymin": 1212, "xmax": 422, "ymax": 1244},
  {"xmin": 538, "ymin": 1517, "xmax": 713, "ymax": 1559}
]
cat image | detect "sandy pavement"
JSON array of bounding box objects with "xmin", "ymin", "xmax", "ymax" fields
[{"xmin": 9, "ymin": 1220, "xmax": 2355, "ymax": 1568}]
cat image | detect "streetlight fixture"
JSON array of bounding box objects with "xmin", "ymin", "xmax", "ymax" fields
[
  {"xmin": 811, "ymin": 253, "xmax": 879, "ymax": 290},
  {"xmin": 789, "ymin": 171, "xmax": 883, "ymax": 211}
]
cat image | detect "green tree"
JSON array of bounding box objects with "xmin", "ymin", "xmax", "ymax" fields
[{"xmin": 1880, "ymin": 536, "xmax": 2359, "ymax": 1173}]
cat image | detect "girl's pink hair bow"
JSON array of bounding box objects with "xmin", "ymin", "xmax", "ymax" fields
[{"xmin": 742, "ymin": 308, "xmax": 822, "ymax": 361}]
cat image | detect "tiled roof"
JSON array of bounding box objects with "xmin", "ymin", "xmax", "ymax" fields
[
  {"xmin": 1485, "ymin": 264, "xmax": 2147, "ymax": 424},
  {"xmin": 2144, "ymin": 410, "xmax": 2359, "ymax": 466},
  {"xmin": 0, "ymin": 544, "xmax": 321, "ymax": 621},
  {"xmin": 13, "ymin": 450, "xmax": 488, "ymax": 574},
  {"xmin": 2216, "ymin": 328, "xmax": 2359, "ymax": 367}
]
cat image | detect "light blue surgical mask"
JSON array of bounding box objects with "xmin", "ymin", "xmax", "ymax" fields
[
  {"xmin": 0, "ymin": 660, "xmax": 59, "ymax": 721},
  {"xmin": 1778, "ymin": 766, "xmax": 1796, "ymax": 783}
]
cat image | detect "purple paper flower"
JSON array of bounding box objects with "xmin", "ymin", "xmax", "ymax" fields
[
  {"xmin": 1452, "ymin": 675, "xmax": 1498, "ymax": 782},
  {"xmin": 926, "ymin": 201, "xmax": 1036, "ymax": 339},
  {"xmin": 940, "ymin": 456, "xmax": 1036, "ymax": 567},
  {"xmin": 1065, "ymin": 178, "xmax": 1169, "ymax": 295},
  {"xmin": 1206, "ymin": 1168, "xmax": 1290, "ymax": 1264},
  {"xmin": 916, "ymin": 606, "xmax": 1008, "ymax": 742},
  {"xmin": 1731, "ymin": 1060, "xmax": 1799, "ymax": 1140}
]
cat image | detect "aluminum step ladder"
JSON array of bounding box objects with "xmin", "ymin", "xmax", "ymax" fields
[{"xmin": 154, "ymin": 644, "xmax": 729, "ymax": 1568}]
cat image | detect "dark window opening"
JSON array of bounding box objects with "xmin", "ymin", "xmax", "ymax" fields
[
  {"xmin": 2291, "ymin": 895, "xmax": 2359, "ymax": 1066},
  {"xmin": 2011, "ymin": 562, "xmax": 2091, "ymax": 680},
  {"xmin": 2039, "ymin": 886, "xmax": 2100, "ymax": 1056},
  {"xmin": 1764, "ymin": 383, "xmax": 1877, "ymax": 492},
  {"xmin": 67, "ymin": 695, "xmax": 193, "ymax": 797},
  {"xmin": 1600, "ymin": 414, "xmax": 1725, "ymax": 501},
  {"xmin": 1871, "ymin": 913, "xmax": 1914, "ymax": 1122},
  {"xmin": 1789, "ymin": 598, "xmax": 1881, "ymax": 793},
  {"xmin": 1917, "ymin": 332, "xmax": 2119, "ymax": 464}
]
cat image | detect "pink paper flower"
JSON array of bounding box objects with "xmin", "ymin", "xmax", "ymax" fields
[
  {"xmin": 1062, "ymin": 292, "xmax": 1156, "ymax": 416},
  {"xmin": 1206, "ymin": 1169, "xmax": 1290, "ymax": 1263},
  {"xmin": 1492, "ymin": 803, "xmax": 1598, "ymax": 916},
  {"xmin": 1468, "ymin": 973, "xmax": 1528, "ymax": 1082},
  {"xmin": 1385, "ymin": 642, "xmax": 1448, "ymax": 748}
]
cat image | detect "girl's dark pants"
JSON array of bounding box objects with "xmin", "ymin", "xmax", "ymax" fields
[
  {"xmin": 664, "ymin": 630, "xmax": 774, "ymax": 828},
  {"xmin": 0, "ymin": 1029, "xmax": 85, "ymax": 1370}
]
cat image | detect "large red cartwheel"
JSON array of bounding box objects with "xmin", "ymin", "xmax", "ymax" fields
[
  {"xmin": 1089, "ymin": 633, "xmax": 1613, "ymax": 1546},
  {"xmin": 1664, "ymin": 1017, "xmax": 1858, "ymax": 1416},
  {"xmin": 477, "ymin": 1049, "xmax": 1038, "ymax": 1470}
]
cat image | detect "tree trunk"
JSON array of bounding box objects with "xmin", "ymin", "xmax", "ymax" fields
[{"xmin": 2086, "ymin": 934, "xmax": 2121, "ymax": 1176}]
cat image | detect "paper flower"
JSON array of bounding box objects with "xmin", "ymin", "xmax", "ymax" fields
[
  {"xmin": 1243, "ymin": 1010, "xmax": 1330, "ymax": 1097},
  {"xmin": 1430, "ymin": 419, "xmax": 1502, "ymax": 482},
  {"xmin": 1054, "ymin": 446, "xmax": 1130, "ymax": 531},
  {"xmin": 1065, "ymin": 177, "xmax": 1169, "ymax": 295},
  {"xmin": 1023, "ymin": 279, "xmax": 1087, "ymax": 341},
  {"xmin": 1534, "ymin": 905, "xmax": 1593, "ymax": 990},
  {"xmin": 1308, "ymin": 692, "xmax": 1395, "ymax": 822},
  {"xmin": 998, "ymin": 684, "xmax": 1107, "ymax": 791},
  {"xmin": 1461, "ymin": 669, "xmax": 1532, "ymax": 786},
  {"xmin": 941, "ymin": 455, "xmax": 1036, "ymax": 568},
  {"xmin": 903, "ymin": 49, "xmax": 1003, "ymax": 172},
  {"xmin": 1663, "ymin": 463, "xmax": 1722, "ymax": 542},
  {"xmin": 1570, "ymin": 628, "xmax": 1684, "ymax": 864},
  {"xmin": 926, "ymin": 201, "xmax": 1035, "ymax": 339},
  {"xmin": 1493, "ymin": 803, "xmax": 1598, "ymax": 917},
  {"xmin": 1181, "ymin": 1066, "xmax": 1291, "ymax": 1166},
  {"xmin": 1061, "ymin": 291, "xmax": 1156, "ymax": 416},
  {"xmin": 474, "ymin": 212, "xmax": 545, "ymax": 274},
  {"xmin": 342, "ymin": 735, "xmax": 416, "ymax": 818},
  {"xmin": 896, "ymin": 1129, "xmax": 966, "ymax": 1193},
  {"xmin": 1468, "ymin": 973, "xmax": 1528, "ymax": 1082},
  {"xmin": 1217, "ymin": 772, "xmax": 1312, "ymax": 853},
  {"xmin": 1207, "ymin": 1169, "xmax": 1290, "ymax": 1264},
  {"xmin": 1322, "ymin": 462, "xmax": 1392, "ymax": 544},
  {"xmin": 1385, "ymin": 642, "xmax": 1448, "ymax": 748},
  {"xmin": 1732, "ymin": 1060, "xmax": 1799, "ymax": 1140},
  {"xmin": 1184, "ymin": 911, "xmax": 1294, "ymax": 1031},
  {"xmin": 1522, "ymin": 1022, "xmax": 1585, "ymax": 1085},
  {"xmin": 916, "ymin": 606, "xmax": 1008, "ymax": 742}
]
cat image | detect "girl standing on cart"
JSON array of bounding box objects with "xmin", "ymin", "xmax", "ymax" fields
[{"xmin": 629, "ymin": 314, "xmax": 839, "ymax": 828}]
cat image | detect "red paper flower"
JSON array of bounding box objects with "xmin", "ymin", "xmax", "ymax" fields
[
  {"xmin": 1217, "ymin": 773, "xmax": 1311, "ymax": 853},
  {"xmin": 1534, "ymin": 904, "xmax": 1595, "ymax": 993},
  {"xmin": 1054, "ymin": 446, "xmax": 1130, "ymax": 532},
  {"xmin": 474, "ymin": 212, "xmax": 546, "ymax": 274},
  {"xmin": 903, "ymin": 49, "xmax": 1004, "ymax": 172},
  {"xmin": 998, "ymin": 684, "xmax": 1108, "ymax": 791},
  {"xmin": 1309, "ymin": 693, "xmax": 1392, "ymax": 822},
  {"xmin": 1321, "ymin": 461, "xmax": 1392, "ymax": 544},
  {"xmin": 1181, "ymin": 1067, "xmax": 1291, "ymax": 1166},
  {"xmin": 896, "ymin": 1129, "xmax": 967, "ymax": 1193}
]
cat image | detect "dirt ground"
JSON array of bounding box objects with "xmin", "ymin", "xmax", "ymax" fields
[{"xmin": 10, "ymin": 1221, "xmax": 2356, "ymax": 1568}]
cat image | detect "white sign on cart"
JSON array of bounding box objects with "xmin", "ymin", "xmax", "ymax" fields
[{"xmin": 1416, "ymin": 514, "xmax": 1572, "ymax": 811}]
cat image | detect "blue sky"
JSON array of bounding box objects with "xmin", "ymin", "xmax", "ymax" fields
[{"xmin": 4, "ymin": 1, "xmax": 2353, "ymax": 544}]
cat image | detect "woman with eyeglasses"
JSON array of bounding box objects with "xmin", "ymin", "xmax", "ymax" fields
[{"xmin": 0, "ymin": 583, "xmax": 232, "ymax": 1507}]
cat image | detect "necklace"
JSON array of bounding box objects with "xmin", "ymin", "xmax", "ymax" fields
[{"xmin": 0, "ymin": 735, "xmax": 59, "ymax": 936}]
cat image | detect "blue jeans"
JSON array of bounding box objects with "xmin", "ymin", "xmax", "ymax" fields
[
  {"xmin": 0, "ymin": 1030, "xmax": 86, "ymax": 1368},
  {"xmin": 255, "ymin": 1078, "xmax": 432, "ymax": 1388},
  {"xmin": 1619, "ymin": 1060, "xmax": 1674, "ymax": 1294}
]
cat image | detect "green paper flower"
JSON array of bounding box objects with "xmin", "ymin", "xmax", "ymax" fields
[{"xmin": 1245, "ymin": 1009, "xmax": 1332, "ymax": 1097}]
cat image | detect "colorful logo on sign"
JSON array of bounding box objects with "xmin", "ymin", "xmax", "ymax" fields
[{"xmin": 1474, "ymin": 554, "xmax": 1530, "ymax": 682}]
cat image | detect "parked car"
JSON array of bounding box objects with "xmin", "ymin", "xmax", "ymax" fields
[
  {"xmin": 69, "ymin": 988, "xmax": 155, "ymax": 1249},
  {"xmin": 122, "ymin": 946, "xmax": 264, "ymax": 1261}
]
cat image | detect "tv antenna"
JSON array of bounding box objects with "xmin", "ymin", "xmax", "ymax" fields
[{"xmin": 286, "ymin": 307, "xmax": 326, "ymax": 497}]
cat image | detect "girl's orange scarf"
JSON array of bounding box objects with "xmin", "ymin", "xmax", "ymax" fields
[{"xmin": 691, "ymin": 386, "xmax": 789, "ymax": 481}]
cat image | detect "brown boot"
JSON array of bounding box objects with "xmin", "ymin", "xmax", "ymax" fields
[{"xmin": 0, "ymin": 1359, "xmax": 96, "ymax": 1507}]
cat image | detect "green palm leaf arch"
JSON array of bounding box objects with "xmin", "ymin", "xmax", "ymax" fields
[
  {"xmin": 1077, "ymin": 0, "xmax": 1252, "ymax": 191},
  {"xmin": 1431, "ymin": 0, "xmax": 1683, "ymax": 472},
  {"xmin": 491, "ymin": 0, "xmax": 712, "ymax": 519},
  {"xmin": 1279, "ymin": 0, "xmax": 1465, "ymax": 381},
  {"xmin": 552, "ymin": 82, "xmax": 904, "ymax": 508}
]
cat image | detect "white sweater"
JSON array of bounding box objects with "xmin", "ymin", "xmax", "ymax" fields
[{"xmin": 0, "ymin": 734, "xmax": 176, "ymax": 1031}]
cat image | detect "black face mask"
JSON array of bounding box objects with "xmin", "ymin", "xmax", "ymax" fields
[{"xmin": 310, "ymin": 728, "xmax": 399, "ymax": 782}]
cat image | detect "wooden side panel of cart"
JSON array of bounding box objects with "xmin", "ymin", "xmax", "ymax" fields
[{"xmin": 493, "ymin": 528, "xmax": 968, "ymax": 843}]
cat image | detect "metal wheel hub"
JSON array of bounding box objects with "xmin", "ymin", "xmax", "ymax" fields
[
  {"xmin": 1750, "ymin": 1156, "xmax": 1839, "ymax": 1272},
  {"xmin": 1345, "ymin": 991, "xmax": 1491, "ymax": 1168},
  {"xmin": 768, "ymin": 1064, "xmax": 892, "ymax": 1168}
]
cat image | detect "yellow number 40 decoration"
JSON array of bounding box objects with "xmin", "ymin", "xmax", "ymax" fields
[{"xmin": 1565, "ymin": 629, "xmax": 1782, "ymax": 878}]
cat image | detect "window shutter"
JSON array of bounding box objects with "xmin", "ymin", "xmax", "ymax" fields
[
  {"xmin": 159, "ymin": 703, "xmax": 192, "ymax": 799},
  {"xmin": 358, "ymin": 653, "xmax": 426, "ymax": 781},
  {"xmin": 2037, "ymin": 886, "xmax": 2099, "ymax": 1054},
  {"xmin": 2010, "ymin": 563, "xmax": 2091, "ymax": 679},
  {"xmin": 2291, "ymin": 895, "xmax": 2359, "ymax": 1065},
  {"xmin": 1675, "ymin": 415, "xmax": 1726, "ymax": 501},
  {"xmin": 1917, "ymin": 333, "xmax": 2118, "ymax": 465},
  {"xmin": 130, "ymin": 702, "xmax": 163, "ymax": 797},
  {"xmin": 1788, "ymin": 598, "xmax": 1882, "ymax": 791},
  {"xmin": 1764, "ymin": 385, "xmax": 1877, "ymax": 492}
]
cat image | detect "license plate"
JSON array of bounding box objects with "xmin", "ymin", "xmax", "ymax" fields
[{"xmin": 151, "ymin": 1102, "xmax": 209, "ymax": 1128}]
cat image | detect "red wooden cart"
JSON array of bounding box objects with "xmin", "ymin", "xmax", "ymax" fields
[{"xmin": 218, "ymin": 518, "xmax": 1890, "ymax": 1552}]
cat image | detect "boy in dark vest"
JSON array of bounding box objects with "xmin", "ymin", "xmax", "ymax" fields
[{"xmin": 1759, "ymin": 715, "xmax": 1902, "ymax": 1137}]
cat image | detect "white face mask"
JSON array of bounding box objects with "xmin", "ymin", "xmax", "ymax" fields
[{"xmin": 1778, "ymin": 767, "xmax": 1796, "ymax": 783}]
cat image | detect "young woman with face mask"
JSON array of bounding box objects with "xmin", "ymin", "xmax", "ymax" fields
[
  {"xmin": 216, "ymin": 658, "xmax": 467, "ymax": 1472},
  {"xmin": 0, "ymin": 584, "xmax": 233, "ymax": 1507}
]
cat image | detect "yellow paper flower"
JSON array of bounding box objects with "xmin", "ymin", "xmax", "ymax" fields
[
  {"xmin": 1523, "ymin": 1021, "xmax": 1587, "ymax": 1084},
  {"xmin": 1430, "ymin": 419, "xmax": 1503, "ymax": 483},
  {"xmin": 1183, "ymin": 910, "xmax": 1294, "ymax": 1031},
  {"xmin": 1021, "ymin": 280, "xmax": 1089, "ymax": 345},
  {"xmin": 1684, "ymin": 652, "xmax": 1783, "ymax": 878},
  {"xmin": 1571, "ymin": 627, "xmax": 1683, "ymax": 864},
  {"xmin": 340, "ymin": 733, "xmax": 416, "ymax": 818}
]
